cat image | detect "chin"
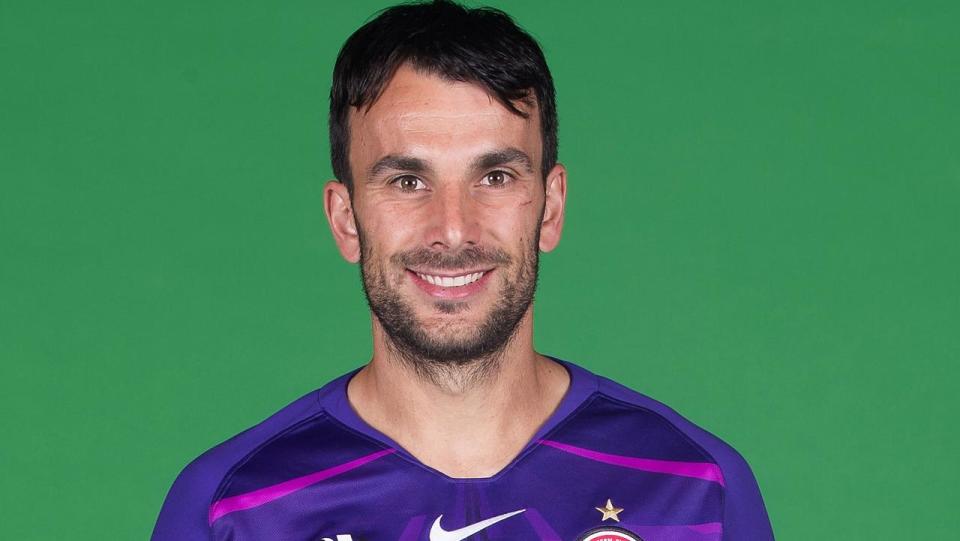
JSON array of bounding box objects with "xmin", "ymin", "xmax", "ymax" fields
[
  {"xmin": 418, "ymin": 317, "xmax": 482, "ymax": 339},
  {"xmin": 431, "ymin": 299, "xmax": 471, "ymax": 315}
]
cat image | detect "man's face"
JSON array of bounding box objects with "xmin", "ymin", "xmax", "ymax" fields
[{"xmin": 325, "ymin": 64, "xmax": 565, "ymax": 365}]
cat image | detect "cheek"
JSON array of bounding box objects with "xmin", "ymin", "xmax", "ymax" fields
[
  {"xmin": 483, "ymin": 197, "xmax": 542, "ymax": 239},
  {"xmin": 357, "ymin": 200, "xmax": 422, "ymax": 247},
  {"xmin": 358, "ymin": 221, "xmax": 425, "ymax": 285},
  {"xmin": 486, "ymin": 221, "xmax": 539, "ymax": 264}
]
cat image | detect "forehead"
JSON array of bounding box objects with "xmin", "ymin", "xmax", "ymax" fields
[{"xmin": 348, "ymin": 64, "xmax": 540, "ymax": 173}]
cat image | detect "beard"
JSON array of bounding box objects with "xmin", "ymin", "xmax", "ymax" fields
[{"xmin": 358, "ymin": 227, "xmax": 540, "ymax": 386}]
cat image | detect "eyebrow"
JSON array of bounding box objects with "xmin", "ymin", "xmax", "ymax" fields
[
  {"xmin": 365, "ymin": 147, "xmax": 535, "ymax": 182},
  {"xmin": 471, "ymin": 147, "xmax": 534, "ymax": 174},
  {"xmin": 367, "ymin": 155, "xmax": 431, "ymax": 181}
]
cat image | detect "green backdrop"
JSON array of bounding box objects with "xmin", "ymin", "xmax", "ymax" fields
[{"xmin": 2, "ymin": 1, "xmax": 957, "ymax": 539}]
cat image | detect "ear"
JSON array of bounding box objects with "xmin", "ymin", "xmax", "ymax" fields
[
  {"xmin": 323, "ymin": 180, "xmax": 361, "ymax": 263},
  {"xmin": 538, "ymin": 163, "xmax": 567, "ymax": 252}
]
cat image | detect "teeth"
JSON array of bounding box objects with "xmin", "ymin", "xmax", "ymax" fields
[{"xmin": 416, "ymin": 271, "xmax": 485, "ymax": 288}]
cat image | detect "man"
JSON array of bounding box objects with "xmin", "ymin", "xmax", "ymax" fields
[{"xmin": 153, "ymin": 1, "xmax": 774, "ymax": 539}]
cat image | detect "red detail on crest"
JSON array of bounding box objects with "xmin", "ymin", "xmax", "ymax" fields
[{"xmin": 579, "ymin": 529, "xmax": 642, "ymax": 541}]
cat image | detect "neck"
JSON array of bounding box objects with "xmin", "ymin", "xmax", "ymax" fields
[{"xmin": 346, "ymin": 308, "xmax": 569, "ymax": 478}]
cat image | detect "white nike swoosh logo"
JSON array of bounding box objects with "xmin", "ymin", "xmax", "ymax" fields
[{"xmin": 429, "ymin": 509, "xmax": 526, "ymax": 541}]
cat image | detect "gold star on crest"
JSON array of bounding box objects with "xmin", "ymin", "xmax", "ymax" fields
[{"xmin": 595, "ymin": 499, "xmax": 624, "ymax": 522}]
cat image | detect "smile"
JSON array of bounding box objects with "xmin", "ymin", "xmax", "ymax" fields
[
  {"xmin": 415, "ymin": 271, "xmax": 485, "ymax": 288},
  {"xmin": 407, "ymin": 268, "xmax": 494, "ymax": 299}
]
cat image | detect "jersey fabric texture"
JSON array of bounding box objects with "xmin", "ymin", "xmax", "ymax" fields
[{"xmin": 152, "ymin": 360, "xmax": 774, "ymax": 540}]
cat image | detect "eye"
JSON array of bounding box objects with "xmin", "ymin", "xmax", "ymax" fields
[
  {"xmin": 391, "ymin": 175, "xmax": 426, "ymax": 192},
  {"xmin": 480, "ymin": 170, "xmax": 512, "ymax": 187}
]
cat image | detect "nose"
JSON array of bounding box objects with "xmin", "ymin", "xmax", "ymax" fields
[{"xmin": 426, "ymin": 184, "xmax": 480, "ymax": 251}]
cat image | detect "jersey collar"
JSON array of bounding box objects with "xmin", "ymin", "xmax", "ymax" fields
[{"xmin": 316, "ymin": 357, "xmax": 598, "ymax": 480}]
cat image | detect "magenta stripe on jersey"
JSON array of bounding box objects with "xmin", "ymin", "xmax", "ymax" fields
[
  {"xmin": 688, "ymin": 522, "xmax": 723, "ymax": 534},
  {"xmin": 208, "ymin": 448, "xmax": 396, "ymax": 524},
  {"xmin": 539, "ymin": 440, "xmax": 725, "ymax": 486}
]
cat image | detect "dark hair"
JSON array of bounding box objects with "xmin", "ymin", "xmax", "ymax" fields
[{"xmin": 329, "ymin": 0, "xmax": 557, "ymax": 190}]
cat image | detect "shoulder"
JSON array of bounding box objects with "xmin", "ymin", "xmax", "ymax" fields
[
  {"xmin": 552, "ymin": 361, "xmax": 775, "ymax": 539},
  {"xmin": 595, "ymin": 374, "xmax": 751, "ymax": 472},
  {"xmin": 151, "ymin": 379, "xmax": 342, "ymax": 540}
]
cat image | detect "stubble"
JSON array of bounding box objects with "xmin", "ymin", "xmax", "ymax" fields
[{"xmin": 358, "ymin": 228, "xmax": 540, "ymax": 391}]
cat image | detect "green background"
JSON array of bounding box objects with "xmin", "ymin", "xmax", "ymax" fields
[{"xmin": 2, "ymin": 1, "xmax": 957, "ymax": 538}]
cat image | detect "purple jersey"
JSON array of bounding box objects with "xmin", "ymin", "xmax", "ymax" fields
[{"xmin": 152, "ymin": 360, "xmax": 773, "ymax": 540}]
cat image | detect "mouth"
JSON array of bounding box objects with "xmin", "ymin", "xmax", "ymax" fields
[
  {"xmin": 414, "ymin": 270, "xmax": 486, "ymax": 287},
  {"xmin": 406, "ymin": 268, "xmax": 494, "ymax": 299}
]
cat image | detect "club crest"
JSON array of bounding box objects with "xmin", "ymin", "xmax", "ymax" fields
[{"xmin": 576, "ymin": 526, "xmax": 644, "ymax": 541}]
